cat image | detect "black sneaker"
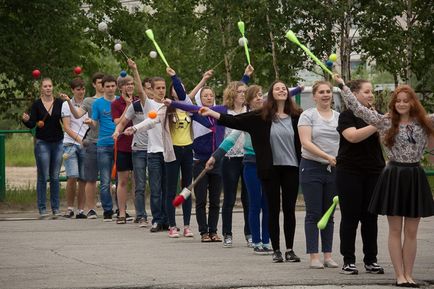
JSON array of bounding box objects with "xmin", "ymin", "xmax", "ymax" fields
[
  {"xmin": 87, "ymin": 209, "xmax": 97, "ymax": 219},
  {"xmin": 162, "ymin": 223, "xmax": 170, "ymax": 231},
  {"xmin": 364, "ymin": 262, "xmax": 384, "ymax": 274},
  {"xmin": 150, "ymin": 223, "xmax": 163, "ymax": 232},
  {"xmin": 272, "ymin": 250, "xmax": 284, "ymax": 263},
  {"xmin": 76, "ymin": 212, "xmax": 87, "ymax": 219},
  {"xmin": 285, "ymin": 250, "xmax": 301, "ymax": 262},
  {"xmin": 125, "ymin": 212, "xmax": 134, "ymax": 222},
  {"xmin": 103, "ymin": 210, "xmax": 113, "ymax": 222},
  {"xmin": 253, "ymin": 246, "xmax": 267, "ymax": 255},
  {"xmin": 341, "ymin": 263, "xmax": 358, "ymax": 275},
  {"xmin": 63, "ymin": 209, "xmax": 74, "ymax": 218}
]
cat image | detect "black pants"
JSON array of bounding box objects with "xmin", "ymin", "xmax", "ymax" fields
[
  {"xmin": 194, "ymin": 159, "xmax": 222, "ymax": 235},
  {"xmin": 336, "ymin": 168, "xmax": 380, "ymax": 264},
  {"xmin": 261, "ymin": 165, "xmax": 299, "ymax": 251}
]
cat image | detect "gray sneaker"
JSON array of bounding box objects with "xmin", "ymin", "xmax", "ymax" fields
[{"xmin": 223, "ymin": 235, "xmax": 233, "ymax": 248}]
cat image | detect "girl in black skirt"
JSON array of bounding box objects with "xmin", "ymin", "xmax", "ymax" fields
[{"xmin": 334, "ymin": 75, "xmax": 434, "ymax": 288}]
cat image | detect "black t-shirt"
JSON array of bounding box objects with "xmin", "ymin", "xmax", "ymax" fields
[
  {"xmin": 336, "ymin": 109, "xmax": 385, "ymax": 174},
  {"xmin": 23, "ymin": 98, "xmax": 64, "ymax": 142}
]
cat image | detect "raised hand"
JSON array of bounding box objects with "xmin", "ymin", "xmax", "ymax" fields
[
  {"xmin": 244, "ymin": 64, "xmax": 254, "ymax": 76},
  {"xmin": 205, "ymin": 156, "xmax": 216, "ymax": 170},
  {"xmin": 127, "ymin": 58, "xmax": 137, "ymax": 70},
  {"xmin": 202, "ymin": 70, "xmax": 213, "ymax": 80},
  {"xmin": 163, "ymin": 98, "xmax": 172, "ymax": 107},
  {"xmin": 59, "ymin": 93, "xmax": 70, "ymax": 101},
  {"xmin": 166, "ymin": 67, "xmax": 176, "ymax": 77}
]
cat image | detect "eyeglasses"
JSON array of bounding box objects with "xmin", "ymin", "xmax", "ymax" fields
[
  {"xmin": 237, "ymin": 90, "xmax": 246, "ymax": 95},
  {"xmin": 406, "ymin": 125, "xmax": 416, "ymax": 144}
]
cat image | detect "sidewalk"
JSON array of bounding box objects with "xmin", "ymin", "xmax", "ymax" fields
[{"xmin": 0, "ymin": 210, "xmax": 433, "ymax": 289}]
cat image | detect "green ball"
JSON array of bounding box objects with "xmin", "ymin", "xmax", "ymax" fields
[{"xmin": 329, "ymin": 53, "xmax": 337, "ymax": 62}]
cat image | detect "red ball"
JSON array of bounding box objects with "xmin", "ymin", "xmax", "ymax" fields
[
  {"xmin": 73, "ymin": 66, "xmax": 82, "ymax": 75},
  {"xmin": 32, "ymin": 69, "xmax": 41, "ymax": 79}
]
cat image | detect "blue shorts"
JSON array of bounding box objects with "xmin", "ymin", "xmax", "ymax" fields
[
  {"xmin": 63, "ymin": 144, "xmax": 85, "ymax": 179},
  {"xmin": 82, "ymin": 142, "xmax": 98, "ymax": 182}
]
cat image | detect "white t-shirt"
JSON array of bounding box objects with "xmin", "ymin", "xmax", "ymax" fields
[
  {"xmin": 61, "ymin": 98, "xmax": 89, "ymax": 144},
  {"xmin": 298, "ymin": 107, "xmax": 340, "ymax": 164},
  {"xmin": 143, "ymin": 98, "xmax": 164, "ymax": 153}
]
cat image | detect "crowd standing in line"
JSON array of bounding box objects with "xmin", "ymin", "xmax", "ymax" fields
[{"xmin": 23, "ymin": 59, "xmax": 434, "ymax": 287}]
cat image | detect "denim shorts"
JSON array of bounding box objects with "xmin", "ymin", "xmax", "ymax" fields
[
  {"xmin": 82, "ymin": 142, "xmax": 98, "ymax": 181},
  {"xmin": 63, "ymin": 143, "xmax": 85, "ymax": 179},
  {"xmin": 116, "ymin": 151, "xmax": 133, "ymax": 172}
]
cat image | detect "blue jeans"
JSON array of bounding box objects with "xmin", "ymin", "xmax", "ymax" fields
[
  {"xmin": 165, "ymin": 145, "xmax": 193, "ymax": 227},
  {"xmin": 132, "ymin": 150, "xmax": 148, "ymax": 220},
  {"xmin": 97, "ymin": 146, "xmax": 114, "ymax": 213},
  {"xmin": 244, "ymin": 162, "xmax": 270, "ymax": 245},
  {"xmin": 63, "ymin": 144, "xmax": 85, "ymax": 179},
  {"xmin": 35, "ymin": 139, "xmax": 63, "ymax": 214},
  {"xmin": 300, "ymin": 158, "xmax": 336, "ymax": 254},
  {"xmin": 147, "ymin": 152, "xmax": 167, "ymax": 225},
  {"xmin": 221, "ymin": 156, "xmax": 250, "ymax": 237}
]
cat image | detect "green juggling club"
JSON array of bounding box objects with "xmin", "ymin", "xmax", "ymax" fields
[
  {"xmin": 145, "ymin": 29, "xmax": 170, "ymax": 67},
  {"xmin": 317, "ymin": 196, "xmax": 339, "ymax": 230},
  {"xmin": 238, "ymin": 21, "xmax": 250, "ymax": 65}
]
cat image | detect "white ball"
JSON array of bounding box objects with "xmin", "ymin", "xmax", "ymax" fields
[
  {"xmin": 149, "ymin": 51, "xmax": 157, "ymax": 58},
  {"xmin": 238, "ymin": 37, "xmax": 248, "ymax": 47},
  {"xmin": 98, "ymin": 22, "xmax": 108, "ymax": 32},
  {"xmin": 114, "ymin": 43, "xmax": 122, "ymax": 51}
]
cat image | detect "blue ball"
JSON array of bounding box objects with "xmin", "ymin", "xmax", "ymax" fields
[
  {"xmin": 326, "ymin": 60, "xmax": 333, "ymax": 67},
  {"xmin": 120, "ymin": 70, "xmax": 127, "ymax": 77}
]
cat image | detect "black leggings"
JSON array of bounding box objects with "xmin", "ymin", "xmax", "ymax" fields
[{"xmin": 261, "ymin": 165, "xmax": 299, "ymax": 251}]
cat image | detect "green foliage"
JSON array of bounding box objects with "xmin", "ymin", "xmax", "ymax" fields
[{"xmin": 5, "ymin": 134, "xmax": 35, "ymax": 167}]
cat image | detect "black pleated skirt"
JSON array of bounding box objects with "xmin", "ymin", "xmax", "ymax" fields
[{"xmin": 368, "ymin": 161, "xmax": 434, "ymax": 218}]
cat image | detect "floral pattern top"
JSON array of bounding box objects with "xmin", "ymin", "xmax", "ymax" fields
[{"xmin": 340, "ymin": 85, "xmax": 434, "ymax": 163}]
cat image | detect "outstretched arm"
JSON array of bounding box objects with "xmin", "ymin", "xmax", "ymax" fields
[
  {"xmin": 188, "ymin": 70, "xmax": 214, "ymax": 99},
  {"xmin": 128, "ymin": 59, "xmax": 146, "ymax": 102}
]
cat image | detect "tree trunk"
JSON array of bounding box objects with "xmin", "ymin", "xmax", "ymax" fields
[
  {"xmin": 405, "ymin": 0, "xmax": 413, "ymax": 83},
  {"xmin": 340, "ymin": 0, "xmax": 352, "ymax": 82},
  {"xmin": 266, "ymin": 13, "xmax": 279, "ymax": 80},
  {"xmin": 221, "ymin": 18, "xmax": 232, "ymax": 84}
]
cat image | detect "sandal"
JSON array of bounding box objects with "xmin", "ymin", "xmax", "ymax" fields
[
  {"xmin": 210, "ymin": 233, "xmax": 222, "ymax": 242},
  {"xmin": 116, "ymin": 216, "xmax": 126, "ymax": 224},
  {"xmin": 201, "ymin": 233, "xmax": 211, "ymax": 242}
]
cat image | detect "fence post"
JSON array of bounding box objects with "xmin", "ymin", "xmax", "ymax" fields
[{"xmin": 0, "ymin": 134, "xmax": 5, "ymax": 201}]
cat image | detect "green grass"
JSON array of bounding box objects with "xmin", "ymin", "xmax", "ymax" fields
[
  {"xmin": 1, "ymin": 185, "xmax": 66, "ymax": 210},
  {"xmin": 5, "ymin": 134, "xmax": 35, "ymax": 166}
]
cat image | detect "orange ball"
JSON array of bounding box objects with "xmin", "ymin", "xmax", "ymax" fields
[
  {"xmin": 37, "ymin": 120, "xmax": 45, "ymax": 128},
  {"xmin": 198, "ymin": 107, "xmax": 206, "ymax": 114},
  {"xmin": 148, "ymin": 111, "xmax": 157, "ymax": 119}
]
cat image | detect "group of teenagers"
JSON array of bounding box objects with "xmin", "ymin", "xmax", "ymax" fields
[{"xmin": 22, "ymin": 59, "xmax": 434, "ymax": 288}]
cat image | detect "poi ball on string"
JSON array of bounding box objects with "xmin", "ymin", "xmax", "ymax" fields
[
  {"xmin": 120, "ymin": 70, "xmax": 127, "ymax": 77},
  {"xmin": 326, "ymin": 60, "xmax": 333, "ymax": 67},
  {"xmin": 37, "ymin": 120, "xmax": 45, "ymax": 128},
  {"xmin": 329, "ymin": 54, "xmax": 337, "ymax": 62},
  {"xmin": 98, "ymin": 21, "xmax": 108, "ymax": 32},
  {"xmin": 32, "ymin": 69, "xmax": 41, "ymax": 79},
  {"xmin": 73, "ymin": 66, "xmax": 82, "ymax": 75},
  {"xmin": 238, "ymin": 37, "xmax": 248, "ymax": 47},
  {"xmin": 148, "ymin": 111, "xmax": 157, "ymax": 119},
  {"xmin": 114, "ymin": 43, "xmax": 122, "ymax": 51},
  {"xmin": 149, "ymin": 51, "xmax": 157, "ymax": 58}
]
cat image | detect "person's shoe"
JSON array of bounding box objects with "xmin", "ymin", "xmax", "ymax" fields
[
  {"xmin": 125, "ymin": 212, "xmax": 134, "ymax": 222},
  {"xmin": 183, "ymin": 226, "xmax": 194, "ymax": 237},
  {"xmin": 76, "ymin": 211, "xmax": 87, "ymax": 219},
  {"xmin": 272, "ymin": 250, "xmax": 284, "ymax": 263},
  {"xmin": 138, "ymin": 218, "xmax": 149, "ymax": 228},
  {"xmin": 253, "ymin": 246, "xmax": 267, "ymax": 255},
  {"xmin": 246, "ymin": 235, "xmax": 253, "ymax": 248},
  {"xmin": 201, "ymin": 233, "xmax": 211, "ymax": 242},
  {"xmin": 103, "ymin": 210, "xmax": 113, "ymax": 222},
  {"xmin": 86, "ymin": 209, "xmax": 97, "ymax": 219},
  {"xmin": 364, "ymin": 262, "xmax": 384, "ymax": 274},
  {"xmin": 53, "ymin": 210, "xmax": 63, "ymax": 217},
  {"xmin": 341, "ymin": 263, "xmax": 358, "ymax": 275},
  {"xmin": 63, "ymin": 209, "xmax": 74, "ymax": 218},
  {"xmin": 310, "ymin": 259, "xmax": 325, "ymax": 269},
  {"xmin": 324, "ymin": 259, "xmax": 339, "ymax": 268},
  {"xmin": 210, "ymin": 233, "xmax": 222, "ymax": 242},
  {"xmin": 285, "ymin": 250, "xmax": 301, "ymax": 262},
  {"xmin": 223, "ymin": 235, "xmax": 233, "ymax": 248},
  {"xmin": 39, "ymin": 211, "xmax": 50, "ymax": 218},
  {"xmin": 162, "ymin": 224, "xmax": 170, "ymax": 231},
  {"xmin": 168, "ymin": 226, "xmax": 180, "ymax": 238},
  {"xmin": 116, "ymin": 216, "xmax": 126, "ymax": 224},
  {"xmin": 262, "ymin": 244, "xmax": 274, "ymax": 255},
  {"xmin": 150, "ymin": 223, "xmax": 163, "ymax": 232}
]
